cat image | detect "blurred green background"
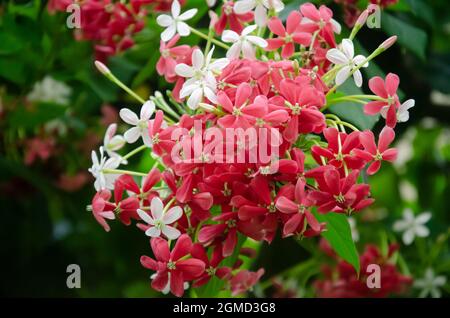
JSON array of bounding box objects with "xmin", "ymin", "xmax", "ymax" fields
[{"xmin": 0, "ymin": 0, "xmax": 449, "ymax": 297}]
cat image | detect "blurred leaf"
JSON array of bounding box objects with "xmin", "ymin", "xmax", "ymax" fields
[
  {"xmin": 0, "ymin": 56, "xmax": 26, "ymax": 84},
  {"xmin": 8, "ymin": 103, "xmax": 66, "ymax": 130},
  {"xmin": 0, "ymin": 30, "xmax": 24, "ymax": 54},
  {"xmin": 381, "ymin": 12, "xmax": 428, "ymax": 60},
  {"xmin": 405, "ymin": 0, "xmax": 434, "ymax": 26},
  {"xmin": 314, "ymin": 211, "xmax": 360, "ymax": 276},
  {"xmin": 7, "ymin": 0, "xmax": 41, "ymax": 21}
]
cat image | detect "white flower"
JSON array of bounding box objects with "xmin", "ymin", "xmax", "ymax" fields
[
  {"xmin": 137, "ymin": 197, "xmax": 183, "ymax": 240},
  {"xmin": 27, "ymin": 76, "xmax": 71, "ymax": 106},
  {"xmin": 414, "ymin": 268, "xmax": 447, "ymax": 298},
  {"xmin": 119, "ymin": 101, "xmax": 155, "ymax": 146},
  {"xmin": 103, "ymin": 124, "xmax": 126, "ymax": 162},
  {"xmin": 222, "ymin": 25, "xmax": 268, "ymax": 60},
  {"xmin": 156, "ymin": 0, "xmax": 197, "ymax": 42},
  {"xmin": 381, "ymin": 99, "xmax": 415, "ymax": 123},
  {"xmin": 175, "ymin": 47, "xmax": 229, "ymax": 109},
  {"xmin": 348, "ymin": 217, "xmax": 359, "ymax": 242},
  {"xmin": 151, "ymin": 273, "xmax": 189, "ymax": 294},
  {"xmin": 234, "ymin": 0, "xmax": 284, "ymax": 27},
  {"xmin": 88, "ymin": 146, "xmax": 120, "ymax": 191},
  {"xmin": 326, "ymin": 39, "xmax": 368, "ymax": 87},
  {"xmin": 393, "ymin": 209, "xmax": 431, "ymax": 245}
]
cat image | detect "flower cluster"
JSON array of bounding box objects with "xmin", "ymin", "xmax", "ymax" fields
[
  {"xmin": 314, "ymin": 240, "xmax": 412, "ymax": 297},
  {"xmin": 88, "ymin": 1, "xmax": 415, "ymax": 297},
  {"xmin": 47, "ymin": 0, "xmax": 166, "ymax": 61}
]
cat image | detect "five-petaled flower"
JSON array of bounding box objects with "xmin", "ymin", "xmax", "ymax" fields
[
  {"xmin": 157, "ymin": 0, "xmax": 198, "ymax": 42},
  {"xmin": 393, "ymin": 209, "xmax": 431, "ymax": 245}
]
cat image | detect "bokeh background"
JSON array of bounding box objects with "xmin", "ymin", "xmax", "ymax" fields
[{"xmin": 0, "ymin": 0, "xmax": 449, "ymax": 297}]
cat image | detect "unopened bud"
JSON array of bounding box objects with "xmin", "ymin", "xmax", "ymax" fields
[
  {"xmin": 379, "ymin": 36, "xmax": 397, "ymax": 50},
  {"xmin": 355, "ymin": 9, "xmax": 369, "ymax": 27},
  {"xmin": 94, "ymin": 60, "xmax": 111, "ymax": 75}
]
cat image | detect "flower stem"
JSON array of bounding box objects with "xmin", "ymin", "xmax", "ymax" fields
[
  {"xmin": 122, "ymin": 145, "xmax": 147, "ymax": 161},
  {"xmin": 189, "ymin": 27, "xmax": 230, "ymax": 50},
  {"xmin": 102, "ymin": 168, "xmax": 147, "ymax": 177}
]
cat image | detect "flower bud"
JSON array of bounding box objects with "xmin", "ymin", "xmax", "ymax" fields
[
  {"xmin": 95, "ymin": 60, "xmax": 111, "ymax": 75},
  {"xmin": 379, "ymin": 36, "xmax": 397, "ymax": 50},
  {"xmin": 355, "ymin": 10, "xmax": 369, "ymax": 27}
]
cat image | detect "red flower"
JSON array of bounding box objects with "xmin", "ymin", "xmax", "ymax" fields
[
  {"xmin": 299, "ymin": 3, "xmax": 341, "ymax": 47},
  {"xmin": 191, "ymin": 244, "xmax": 231, "ymax": 287},
  {"xmin": 311, "ymin": 127, "xmax": 365, "ymax": 170},
  {"xmin": 140, "ymin": 234, "xmax": 205, "ymax": 297},
  {"xmin": 364, "ymin": 73, "xmax": 400, "ymax": 128},
  {"xmin": 157, "ymin": 35, "xmax": 192, "ymax": 82},
  {"xmin": 266, "ymin": 12, "xmax": 312, "ymax": 58},
  {"xmin": 230, "ymin": 268, "xmax": 264, "ymax": 296},
  {"xmin": 90, "ymin": 190, "xmax": 116, "ymax": 232},
  {"xmin": 353, "ymin": 126, "xmax": 397, "ymax": 175},
  {"xmin": 276, "ymin": 179, "xmax": 321, "ymax": 237},
  {"xmin": 215, "ymin": 1, "xmax": 254, "ymax": 35}
]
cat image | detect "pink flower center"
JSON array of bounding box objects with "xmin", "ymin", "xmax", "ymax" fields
[
  {"xmin": 167, "ymin": 261, "xmax": 176, "ymax": 270},
  {"xmin": 206, "ymin": 266, "xmax": 216, "ymax": 276}
]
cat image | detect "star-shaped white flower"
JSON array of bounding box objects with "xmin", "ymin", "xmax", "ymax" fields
[
  {"xmin": 393, "ymin": 208, "xmax": 431, "ymax": 245},
  {"xmin": 27, "ymin": 76, "xmax": 72, "ymax": 106},
  {"xmin": 221, "ymin": 25, "xmax": 268, "ymax": 60},
  {"xmin": 103, "ymin": 124, "xmax": 126, "ymax": 162},
  {"xmin": 137, "ymin": 197, "xmax": 183, "ymax": 240},
  {"xmin": 175, "ymin": 47, "xmax": 229, "ymax": 109},
  {"xmin": 414, "ymin": 268, "xmax": 447, "ymax": 298},
  {"xmin": 326, "ymin": 39, "xmax": 368, "ymax": 87},
  {"xmin": 156, "ymin": 0, "xmax": 198, "ymax": 42},
  {"xmin": 119, "ymin": 101, "xmax": 155, "ymax": 147},
  {"xmin": 381, "ymin": 99, "xmax": 415, "ymax": 123},
  {"xmin": 88, "ymin": 146, "xmax": 120, "ymax": 191},
  {"xmin": 234, "ymin": 0, "xmax": 284, "ymax": 26}
]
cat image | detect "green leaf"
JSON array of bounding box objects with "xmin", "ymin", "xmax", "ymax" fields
[
  {"xmin": 328, "ymin": 81, "xmax": 379, "ymax": 130},
  {"xmin": 381, "ymin": 12, "xmax": 428, "ymax": 60},
  {"xmin": 314, "ymin": 211, "xmax": 360, "ymax": 275}
]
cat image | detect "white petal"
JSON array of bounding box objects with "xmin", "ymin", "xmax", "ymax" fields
[
  {"xmin": 326, "ymin": 49, "xmax": 348, "ymax": 65},
  {"xmin": 187, "ymin": 88, "xmax": 203, "ymax": 109},
  {"xmin": 107, "ymin": 135, "xmax": 125, "ymax": 151},
  {"xmin": 247, "ymin": 35, "xmax": 268, "ymax": 48},
  {"xmin": 180, "ymin": 82, "xmax": 199, "ymax": 98},
  {"xmin": 140, "ymin": 101, "xmax": 155, "ymax": 120},
  {"xmin": 142, "ymin": 132, "xmax": 153, "ymax": 148},
  {"xmin": 226, "ymin": 42, "xmax": 242, "ymax": 59},
  {"xmin": 380, "ymin": 105, "xmax": 389, "ymax": 119},
  {"xmin": 331, "ymin": 19, "xmax": 342, "ymax": 34},
  {"xmin": 222, "ymin": 30, "xmax": 240, "ymax": 43},
  {"xmin": 242, "ymin": 24, "xmax": 258, "ymax": 36},
  {"xmin": 176, "ymin": 21, "xmax": 190, "ymax": 37},
  {"xmin": 204, "ymin": 86, "xmax": 218, "ymax": 104},
  {"xmin": 403, "ymin": 208, "xmax": 415, "ymax": 221},
  {"xmin": 209, "ymin": 58, "xmax": 230, "ymax": 72},
  {"xmin": 335, "ymin": 66, "xmax": 351, "ymax": 85},
  {"xmin": 234, "ymin": 0, "xmax": 256, "ymax": 14},
  {"xmin": 119, "ymin": 108, "xmax": 139, "ymax": 125},
  {"xmin": 137, "ymin": 209, "xmax": 155, "ymax": 225},
  {"xmin": 163, "ymin": 206, "xmax": 183, "ymax": 224},
  {"xmin": 393, "ymin": 220, "xmax": 408, "ymax": 232},
  {"xmin": 145, "ymin": 226, "xmax": 161, "ymax": 237},
  {"xmin": 124, "ymin": 127, "xmax": 141, "ymax": 144},
  {"xmin": 175, "ymin": 63, "xmax": 195, "ymax": 78},
  {"xmin": 242, "ymin": 40, "xmax": 256, "ymax": 59},
  {"xmin": 99, "ymin": 211, "xmax": 115, "ymax": 220},
  {"xmin": 254, "ymin": 4, "xmax": 267, "ymax": 27},
  {"xmin": 353, "ymin": 70, "xmax": 363, "ymax": 87},
  {"xmin": 161, "ymin": 24, "xmax": 176, "ymax": 42},
  {"xmin": 150, "ymin": 197, "xmax": 164, "ymax": 220},
  {"xmin": 156, "ymin": 15, "xmax": 173, "ymax": 27},
  {"xmin": 178, "ymin": 8, "xmax": 197, "ymax": 21},
  {"xmin": 353, "ymin": 55, "xmax": 368, "ymax": 67},
  {"xmin": 341, "ymin": 39, "xmax": 354, "ymax": 59},
  {"xmin": 162, "ymin": 226, "xmax": 181, "ymax": 240},
  {"xmin": 415, "ymin": 225, "xmax": 430, "ymax": 238},
  {"xmin": 192, "ymin": 49, "xmax": 205, "ymax": 70},
  {"xmin": 416, "ymin": 212, "xmax": 431, "ymax": 224},
  {"xmin": 402, "ymin": 229, "xmax": 415, "ymax": 245},
  {"xmin": 433, "ymin": 276, "xmax": 447, "ymax": 286},
  {"xmin": 171, "ymin": 0, "xmax": 181, "ymax": 18},
  {"xmin": 400, "ymin": 99, "xmax": 415, "ymax": 111}
]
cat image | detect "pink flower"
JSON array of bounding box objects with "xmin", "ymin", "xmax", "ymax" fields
[
  {"xmin": 140, "ymin": 234, "xmax": 205, "ymax": 297},
  {"xmin": 230, "ymin": 268, "xmax": 264, "ymax": 296},
  {"xmin": 266, "ymin": 12, "xmax": 312, "ymax": 58},
  {"xmin": 191, "ymin": 244, "xmax": 231, "ymax": 287},
  {"xmin": 299, "ymin": 3, "xmax": 341, "ymax": 47},
  {"xmin": 217, "ymin": 83, "xmax": 257, "ymax": 129},
  {"xmin": 157, "ymin": 35, "xmax": 192, "ymax": 82},
  {"xmin": 364, "ymin": 73, "xmax": 400, "ymax": 128},
  {"xmin": 90, "ymin": 190, "xmax": 116, "ymax": 232},
  {"xmin": 353, "ymin": 126, "xmax": 398, "ymax": 175},
  {"xmin": 276, "ymin": 179, "xmax": 321, "ymax": 237},
  {"xmin": 215, "ymin": 1, "xmax": 254, "ymax": 35}
]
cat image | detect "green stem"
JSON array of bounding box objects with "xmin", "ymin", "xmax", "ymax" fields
[
  {"xmin": 102, "ymin": 168, "xmax": 147, "ymax": 177},
  {"xmin": 189, "ymin": 27, "xmax": 230, "ymax": 50},
  {"xmin": 122, "ymin": 145, "xmax": 147, "ymax": 161}
]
